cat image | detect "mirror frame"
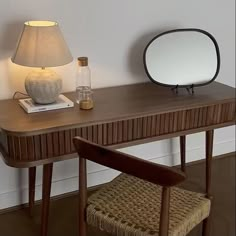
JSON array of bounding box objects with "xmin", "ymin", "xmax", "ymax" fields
[{"xmin": 143, "ymin": 28, "xmax": 221, "ymax": 88}]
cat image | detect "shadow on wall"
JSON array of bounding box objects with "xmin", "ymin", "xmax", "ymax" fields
[
  {"xmin": 0, "ymin": 20, "xmax": 26, "ymax": 60},
  {"xmin": 0, "ymin": 20, "xmax": 30, "ymax": 95},
  {"xmin": 127, "ymin": 26, "xmax": 180, "ymax": 81}
]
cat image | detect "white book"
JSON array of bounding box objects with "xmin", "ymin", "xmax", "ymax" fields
[{"xmin": 19, "ymin": 94, "xmax": 74, "ymax": 113}]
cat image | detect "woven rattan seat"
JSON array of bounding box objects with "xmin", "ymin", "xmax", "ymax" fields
[
  {"xmin": 73, "ymin": 137, "xmax": 212, "ymax": 236},
  {"xmin": 87, "ymin": 174, "xmax": 211, "ymax": 236}
]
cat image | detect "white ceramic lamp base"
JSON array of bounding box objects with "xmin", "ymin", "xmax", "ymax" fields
[{"xmin": 25, "ymin": 69, "xmax": 62, "ymax": 104}]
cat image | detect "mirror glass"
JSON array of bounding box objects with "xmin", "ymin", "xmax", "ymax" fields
[{"xmin": 144, "ymin": 29, "xmax": 220, "ymax": 88}]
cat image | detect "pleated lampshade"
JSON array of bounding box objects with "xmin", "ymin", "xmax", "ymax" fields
[{"xmin": 12, "ymin": 20, "xmax": 73, "ymax": 68}]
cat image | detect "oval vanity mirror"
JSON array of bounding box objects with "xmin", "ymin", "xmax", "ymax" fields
[{"xmin": 143, "ymin": 29, "xmax": 220, "ymax": 88}]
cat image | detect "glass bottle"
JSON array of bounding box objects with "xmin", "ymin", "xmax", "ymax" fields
[{"xmin": 76, "ymin": 57, "xmax": 94, "ymax": 109}]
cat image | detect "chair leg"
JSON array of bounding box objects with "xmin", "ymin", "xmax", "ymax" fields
[
  {"xmin": 180, "ymin": 135, "xmax": 186, "ymax": 172},
  {"xmin": 41, "ymin": 163, "xmax": 53, "ymax": 236},
  {"xmin": 29, "ymin": 167, "xmax": 36, "ymax": 216},
  {"xmin": 202, "ymin": 216, "xmax": 211, "ymax": 236},
  {"xmin": 159, "ymin": 187, "xmax": 170, "ymax": 236}
]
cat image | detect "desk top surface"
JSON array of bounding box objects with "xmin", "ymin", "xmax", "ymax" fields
[{"xmin": 0, "ymin": 81, "xmax": 235, "ymax": 136}]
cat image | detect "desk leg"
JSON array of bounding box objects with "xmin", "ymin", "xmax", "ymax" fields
[
  {"xmin": 41, "ymin": 163, "xmax": 53, "ymax": 236},
  {"xmin": 29, "ymin": 167, "xmax": 36, "ymax": 216},
  {"xmin": 202, "ymin": 129, "xmax": 214, "ymax": 236},
  {"xmin": 205, "ymin": 130, "xmax": 214, "ymax": 198},
  {"xmin": 79, "ymin": 158, "xmax": 87, "ymax": 236},
  {"xmin": 180, "ymin": 136, "xmax": 186, "ymax": 173}
]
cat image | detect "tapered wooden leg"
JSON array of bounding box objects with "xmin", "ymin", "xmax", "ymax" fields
[
  {"xmin": 159, "ymin": 187, "xmax": 170, "ymax": 236},
  {"xmin": 79, "ymin": 158, "xmax": 87, "ymax": 236},
  {"xmin": 202, "ymin": 217, "xmax": 211, "ymax": 236},
  {"xmin": 205, "ymin": 130, "xmax": 214, "ymax": 198},
  {"xmin": 180, "ymin": 135, "xmax": 186, "ymax": 172},
  {"xmin": 29, "ymin": 167, "xmax": 36, "ymax": 216},
  {"xmin": 202, "ymin": 130, "xmax": 214, "ymax": 236},
  {"xmin": 41, "ymin": 163, "xmax": 53, "ymax": 236}
]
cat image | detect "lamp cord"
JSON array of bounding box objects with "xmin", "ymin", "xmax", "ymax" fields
[{"xmin": 13, "ymin": 91, "xmax": 29, "ymax": 99}]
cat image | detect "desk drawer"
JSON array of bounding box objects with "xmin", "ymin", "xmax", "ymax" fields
[{"xmin": 5, "ymin": 102, "xmax": 235, "ymax": 163}]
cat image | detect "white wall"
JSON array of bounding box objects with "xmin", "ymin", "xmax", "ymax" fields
[{"xmin": 0, "ymin": 0, "xmax": 235, "ymax": 209}]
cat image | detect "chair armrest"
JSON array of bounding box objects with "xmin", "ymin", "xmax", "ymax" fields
[{"xmin": 73, "ymin": 137, "xmax": 186, "ymax": 187}]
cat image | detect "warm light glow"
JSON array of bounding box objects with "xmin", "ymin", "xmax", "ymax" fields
[{"xmin": 25, "ymin": 21, "xmax": 57, "ymax": 27}]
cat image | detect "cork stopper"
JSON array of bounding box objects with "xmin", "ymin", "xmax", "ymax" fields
[{"xmin": 77, "ymin": 57, "xmax": 88, "ymax": 66}]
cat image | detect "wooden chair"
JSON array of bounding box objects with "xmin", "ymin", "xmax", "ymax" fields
[{"xmin": 73, "ymin": 137, "xmax": 211, "ymax": 236}]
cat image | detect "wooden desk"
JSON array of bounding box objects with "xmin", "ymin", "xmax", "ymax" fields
[{"xmin": 0, "ymin": 81, "xmax": 235, "ymax": 236}]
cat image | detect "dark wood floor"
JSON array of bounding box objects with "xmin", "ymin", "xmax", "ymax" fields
[{"xmin": 0, "ymin": 153, "xmax": 235, "ymax": 236}]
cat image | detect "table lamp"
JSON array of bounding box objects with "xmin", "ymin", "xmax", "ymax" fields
[{"xmin": 11, "ymin": 20, "xmax": 73, "ymax": 104}]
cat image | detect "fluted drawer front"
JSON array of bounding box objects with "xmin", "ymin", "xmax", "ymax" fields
[{"xmin": 7, "ymin": 102, "xmax": 235, "ymax": 161}]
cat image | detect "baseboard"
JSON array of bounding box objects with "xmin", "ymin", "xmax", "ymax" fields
[{"xmin": 0, "ymin": 138, "xmax": 235, "ymax": 210}]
